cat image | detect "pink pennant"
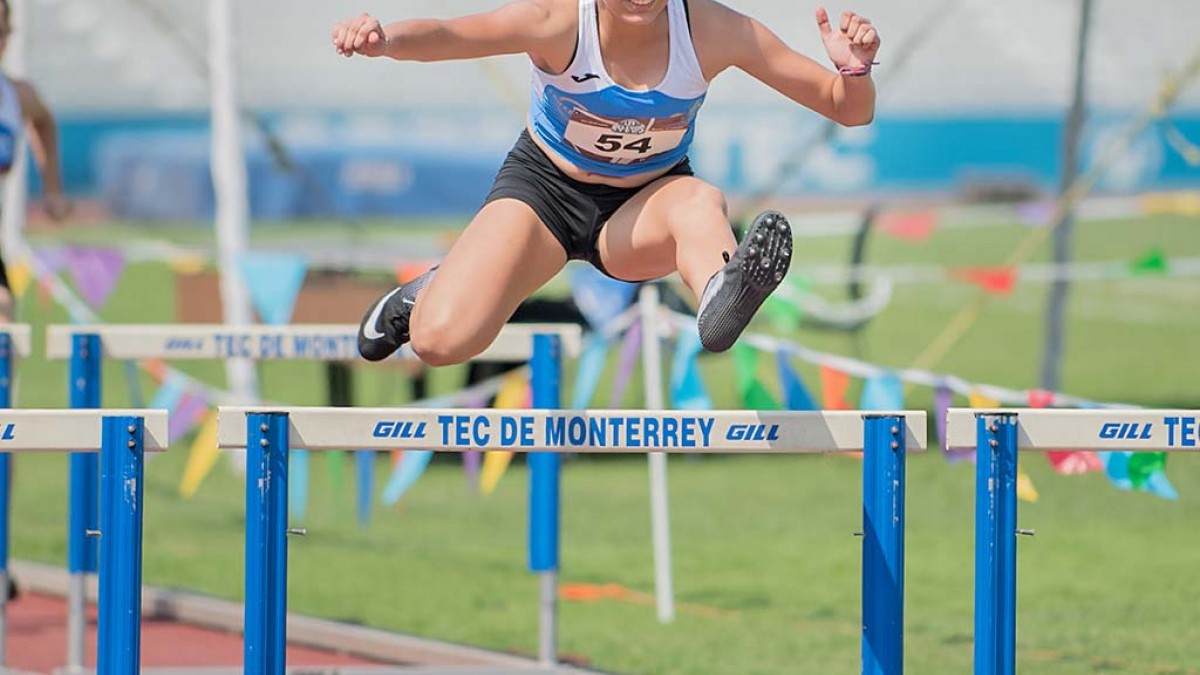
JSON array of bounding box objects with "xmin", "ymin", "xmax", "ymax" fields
[
  {"xmin": 1028, "ymin": 389, "xmax": 1102, "ymax": 475},
  {"xmin": 879, "ymin": 211, "xmax": 937, "ymax": 242}
]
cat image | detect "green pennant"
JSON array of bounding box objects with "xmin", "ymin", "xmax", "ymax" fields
[
  {"xmin": 1126, "ymin": 452, "xmax": 1167, "ymax": 488},
  {"xmin": 762, "ymin": 274, "xmax": 810, "ymax": 333},
  {"xmin": 732, "ymin": 343, "xmax": 781, "ymax": 410},
  {"xmin": 1129, "ymin": 247, "xmax": 1168, "ymax": 275}
]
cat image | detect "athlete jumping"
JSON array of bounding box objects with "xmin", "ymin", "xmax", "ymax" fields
[{"xmin": 335, "ymin": 0, "xmax": 880, "ymax": 365}]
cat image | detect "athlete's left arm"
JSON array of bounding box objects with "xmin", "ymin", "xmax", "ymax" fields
[
  {"xmin": 698, "ymin": 3, "xmax": 879, "ymax": 126},
  {"xmin": 14, "ymin": 80, "xmax": 71, "ymax": 220}
]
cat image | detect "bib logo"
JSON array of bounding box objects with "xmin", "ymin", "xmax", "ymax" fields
[
  {"xmin": 372, "ymin": 421, "xmax": 427, "ymax": 440},
  {"xmin": 611, "ymin": 119, "xmax": 646, "ymax": 135},
  {"xmin": 1098, "ymin": 422, "xmax": 1152, "ymax": 440},
  {"xmin": 725, "ymin": 424, "xmax": 780, "ymax": 441}
]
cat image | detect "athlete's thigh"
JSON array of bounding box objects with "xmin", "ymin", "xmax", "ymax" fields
[
  {"xmin": 596, "ymin": 174, "xmax": 727, "ymax": 281},
  {"xmin": 411, "ymin": 198, "xmax": 568, "ymax": 338}
]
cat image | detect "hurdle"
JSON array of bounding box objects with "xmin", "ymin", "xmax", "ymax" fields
[
  {"xmin": 946, "ymin": 408, "xmax": 1200, "ymax": 675},
  {"xmin": 0, "ymin": 408, "xmax": 167, "ymax": 673},
  {"xmin": 0, "ymin": 324, "xmax": 30, "ymax": 669},
  {"xmin": 218, "ymin": 398, "xmax": 926, "ymax": 675},
  {"xmin": 46, "ymin": 322, "xmax": 581, "ymax": 670}
]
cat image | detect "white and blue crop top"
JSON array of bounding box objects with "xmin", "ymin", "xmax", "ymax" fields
[
  {"xmin": 0, "ymin": 76, "xmax": 20, "ymax": 174},
  {"xmin": 528, "ymin": 0, "xmax": 708, "ymax": 177}
]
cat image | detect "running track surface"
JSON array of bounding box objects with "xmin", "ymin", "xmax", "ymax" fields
[{"xmin": 5, "ymin": 592, "xmax": 388, "ymax": 673}]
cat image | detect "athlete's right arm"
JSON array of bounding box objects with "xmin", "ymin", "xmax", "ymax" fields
[{"xmin": 332, "ymin": 1, "xmax": 560, "ymax": 62}]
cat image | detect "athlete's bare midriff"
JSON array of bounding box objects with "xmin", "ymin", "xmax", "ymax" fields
[{"xmin": 526, "ymin": 122, "xmax": 676, "ymax": 188}]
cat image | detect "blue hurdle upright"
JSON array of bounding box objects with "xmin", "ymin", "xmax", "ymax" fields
[
  {"xmin": 217, "ymin": 344, "xmax": 926, "ymax": 675},
  {"xmin": 947, "ymin": 408, "xmax": 1200, "ymax": 675},
  {"xmin": 0, "ymin": 324, "xmax": 30, "ymax": 669},
  {"xmin": 0, "ymin": 408, "xmax": 167, "ymax": 674}
]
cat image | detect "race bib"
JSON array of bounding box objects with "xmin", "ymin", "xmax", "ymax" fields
[{"xmin": 563, "ymin": 108, "xmax": 688, "ymax": 165}]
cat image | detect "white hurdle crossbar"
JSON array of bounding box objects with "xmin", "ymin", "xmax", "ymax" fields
[
  {"xmin": 219, "ymin": 406, "xmax": 926, "ymax": 675},
  {"xmin": 0, "ymin": 409, "xmax": 167, "ymax": 674},
  {"xmin": 46, "ymin": 323, "xmax": 583, "ymax": 362},
  {"xmin": 946, "ymin": 408, "xmax": 1200, "ymax": 675}
]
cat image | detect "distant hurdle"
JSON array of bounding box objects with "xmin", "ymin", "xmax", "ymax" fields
[
  {"xmin": 217, "ymin": 395, "xmax": 927, "ymax": 675},
  {"xmin": 46, "ymin": 322, "xmax": 582, "ymax": 670},
  {"xmin": 947, "ymin": 408, "xmax": 1200, "ymax": 675},
  {"xmin": 0, "ymin": 408, "xmax": 167, "ymax": 673},
  {"xmin": 0, "ymin": 325, "xmax": 30, "ymax": 670}
]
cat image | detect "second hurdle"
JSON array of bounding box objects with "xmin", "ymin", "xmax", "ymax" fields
[{"xmin": 218, "ymin": 402, "xmax": 927, "ymax": 675}]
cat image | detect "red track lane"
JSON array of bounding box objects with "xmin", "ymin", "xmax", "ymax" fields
[{"xmin": 5, "ymin": 592, "xmax": 389, "ymax": 673}]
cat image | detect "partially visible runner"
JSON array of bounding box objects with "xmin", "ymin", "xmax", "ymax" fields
[
  {"xmin": 335, "ymin": 0, "xmax": 879, "ymax": 364},
  {"xmin": 0, "ymin": 0, "xmax": 72, "ymax": 600}
]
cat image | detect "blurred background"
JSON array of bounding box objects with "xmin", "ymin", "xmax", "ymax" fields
[{"xmin": 3, "ymin": 0, "xmax": 1199, "ymax": 674}]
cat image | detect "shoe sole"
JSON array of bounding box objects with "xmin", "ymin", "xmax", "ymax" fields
[{"xmin": 698, "ymin": 211, "xmax": 793, "ymax": 352}]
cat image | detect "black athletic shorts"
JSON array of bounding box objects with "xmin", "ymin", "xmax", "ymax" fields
[{"xmin": 483, "ymin": 129, "xmax": 694, "ymax": 277}]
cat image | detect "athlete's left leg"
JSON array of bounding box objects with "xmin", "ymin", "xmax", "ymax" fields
[{"xmin": 597, "ymin": 175, "xmax": 792, "ymax": 352}]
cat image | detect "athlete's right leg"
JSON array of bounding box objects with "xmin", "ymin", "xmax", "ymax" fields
[{"xmin": 357, "ymin": 198, "xmax": 567, "ymax": 367}]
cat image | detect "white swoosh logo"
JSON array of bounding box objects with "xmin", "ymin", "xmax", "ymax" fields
[{"xmin": 362, "ymin": 287, "xmax": 402, "ymax": 340}]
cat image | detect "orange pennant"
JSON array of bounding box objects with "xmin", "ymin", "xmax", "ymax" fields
[{"xmin": 819, "ymin": 366, "xmax": 851, "ymax": 411}]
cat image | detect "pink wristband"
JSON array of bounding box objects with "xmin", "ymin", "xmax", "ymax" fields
[{"xmin": 838, "ymin": 62, "xmax": 878, "ymax": 77}]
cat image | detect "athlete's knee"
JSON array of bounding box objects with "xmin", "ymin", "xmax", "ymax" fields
[
  {"xmin": 409, "ymin": 315, "xmax": 486, "ymax": 367},
  {"xmin": 668, "ymin": 178, "xmax": 727, "ymax": 219}
]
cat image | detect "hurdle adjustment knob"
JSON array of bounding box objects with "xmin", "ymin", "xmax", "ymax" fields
[
  {"xmin": 852, "ymin": 531, "xmax": 864, "ymax": 537},
  {"xmin": 286, "ymin": 528, "xmax": 307, "ymax": 536},
  {"xmin": 1016, "ymin": 529, "xmax": 1036, "ymax": 537},
  {"xmin": 85, "ymin": 529, "xmax": 101, "ymax": 538}
]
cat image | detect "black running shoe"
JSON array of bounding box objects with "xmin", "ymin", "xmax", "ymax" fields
[
  {"xmin": 357, "ymin": 268, "xmax": 436, "ymax": 362},
  {"xmin": 696, "ymin": 211, "xmax": 793, "ymax": 352}
]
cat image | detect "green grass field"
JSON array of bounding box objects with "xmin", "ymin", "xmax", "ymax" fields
[{"xmin": 9, "ymin": 212, "xmax": 1200, "ymax": 674}]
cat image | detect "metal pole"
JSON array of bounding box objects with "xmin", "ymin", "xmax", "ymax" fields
[
  {"xmin": 68, "ymin": 334, "xmax": 101, "ymax": 673},
  {"xmin": 0, "ymin": 332, "xmax": 11, "ymax": 668},
  {"xmin": 209, "ymin": 0, "xmax": 259, "ymax": 403},
  {"xmin": 1040, "ymin": 0, "xmax": 1093, "ymax": 391},
  {"xmin": 97, "ymin": 416, "xmax": 145, "ymax": 674},
  {"xmin": 861, "ymin": 415, "xmax": 906, "ymax": 675},
  {"xmin": 974, "ymin": 413, "xmax": 1018, "ymax": 675},
  {"xmin": 639, "ymin": 284, "xmax": 675, "ymax": 623},
  {"xmin": 245, "ymin": 412, "xmax": 290, "ymax": 675},
  {"xmin": 529, "ymin": 334, "xmax": 561, "ymax": 666}
]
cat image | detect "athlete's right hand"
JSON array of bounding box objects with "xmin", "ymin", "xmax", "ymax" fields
[{"xmin": 332, "ymin": 13, "xmax": 388, "ymax": 58}]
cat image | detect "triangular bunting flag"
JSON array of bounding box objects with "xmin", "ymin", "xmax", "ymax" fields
[
  {"xmin": 572, "ymin": 336, "xmax": 609, "ymax": 410},
  {"xmin": 1016, "ymin": 467, "xmax": 1039, "ymax": 503},
  {"xmin": 775, "ymin": 352, "xmax": 817, "ymax": 411},
  {"xmin": 1027, "ymin": 390, "xmax": 1103, "ymax": 475},
  {"xmin": 859, "ymin": 372, "xmax": 903, "ymax": 410},
  {"xmin": 953, "ymin": 266, "xmax": 1017, "ymax": 296},
  {"xmin": 1129, "ymin": 247, "xmax": 1168, "ymax": 276},
  {"xmin": 63, "ymin": 246, "xmax": 127, "ymax": 311},
  {"xmin": 236, "ymin": 252, "xmax": 308, "ymax": 325},
  {"xmin": 382, "ymin": 450, "xmax": 434, "ymax": 505},
  {"xmin": 879, "ymin": 210, "xmax": 937, "ymax": 242},
  {"xmin": 356, "ymin": 451, "xmax": 373, "ymax": 528},
  {"xmin": 569, "ymin": 265, "xmax": 637, "ymax": 330},
  {"xmin": 178, "ymin": 409, "xmax": 220, "ymax": 499},
  {"xmin": 168, "ymin": 390, "xmax": 211, "ymax": 443},
  {"xmin": 7, "ymin": 259, "xmax": 30, "ymax": 299},
  {"xmin": 818, "ymin": 366, "xmax": 851, "ymax": 411},
  {"xmin": 670, "ymin": 327, "xmax": 712, "ymax": 410},
  {"xmin": 608, "ymin": 320, "xmax": 642, "ymax": 408},
  {"xmin": 480, "ymin": 371, "xmax": 529, "ymax": 496},
  {"xmin": 732, "ymin": 342, "xmax": 780, "ymax": 410},
  {"xmin": 291, "ymin": 450, "xmax": 309, "ymax": 521}
]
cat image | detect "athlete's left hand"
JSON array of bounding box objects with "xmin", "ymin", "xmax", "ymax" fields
[{"xmin": 816, "ymin": 8, "xmax": 880, "ymax": 72}]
